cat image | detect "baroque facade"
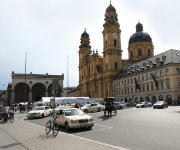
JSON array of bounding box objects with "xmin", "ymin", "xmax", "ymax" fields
[
  {"xmin": 10, "ymin": 71, "xmax": 64, "ymax": 104},
  {"xmin": 78, "ymin": 2, "xmax": 154, "ymax": 98},
  {"xmin": 73, "ymin": 2, "xmax": 180, "ymax": 103}
]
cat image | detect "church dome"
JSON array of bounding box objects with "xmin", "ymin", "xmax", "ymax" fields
[
  {"xmin": 106, "ymin": 3, "xmax": 116, "ymax": 13},
  {"xmin": 81, "ymin": 29, "xmax": 89, "ymax": 38},
  {"xmin": 129, "ymin": 22, "xmax": 152, "ymax": 44}
]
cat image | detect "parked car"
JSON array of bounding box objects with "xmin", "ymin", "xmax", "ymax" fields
[
  {"xmin": 136, "ymin": 102, "xmax": 152, "ymax": 108},
  {"xmin": 114, "ymin": 102, "xmax": 124, "ymax": 109},
  {"xmin": 81, "ymin": 103, "xmax": 105, "ymax": 113},
  {"xmin": 55, "ymin": 108, "xmax": 94, "ymax": 130},
  {"xmin": 153, "ymin": 101, "xmax": 168, "ymax": 109},
  {"xmin": 27, "ymin": 106, "xmax": 52, "ymax": 119}
]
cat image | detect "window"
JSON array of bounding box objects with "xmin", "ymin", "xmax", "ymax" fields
[
  {"xmin": 166, "ymin": 80, "xmax": 170, "ymax": 89},
  {"xmin": 151, "ymin": 83, "xmax": 154, "ymax": 91},
  {"xmin": 138, "ymin": 49, "xmax": 142, "ymax": 56},
  {"xmin": 114, "ymin": 40, "xmax": 117, "ymax": 46},
  {"xmin": 178, "ymin": 80, "xmax": 180, "ymax": 87},
  {"xmin": 176, "ymin": 68, "xmax": 180, "ymax": 74},
  {"xmin": 131, "ymin": 87, "xmax": 133, "ymax": 93},
  {"xmin": 146, "ymin": 84, "xmax": 149, "ymax": 91},
  {"xmin": 142, "ymin": 75, "xmax": 144, "ymax": 81},
  {"xmin": 155, "ymin": 71, "xmax": 158, "ymax": 77},
  {"xmin": 165, "ymin": 68, "xmax": 168, "ymax": 75},
  {"xmin": 146, "ymin": 74, "xmax": 149, "ymax": 80},
  {"xmin": 138, "ymin": 76, "xmax": 141, "ymax": 82},
  {"xmin": 131, "ymin": 78, "xmax": 133, "ymax": 83},
  {"xmin": 127, "ymin": 79, "xmax": 129, "ymax": 84},
  {"xmin": 114, "ymin": 62, "xmax": 117, "ymax": 69},
  {"xmin": 142, "ymin": 84, "xmax": 145, "ymax": 92},
  {"xmin": 160, "ymin": 82, "xmax": 164, "ymax": 90},
  {"xmin": 148, "ymin": 49, "xmax": 151, "ymax": 56},
  {"xmin": 130, "ymin": 51, "xmax": 133, "ymax": 58},
  {"xmin": 160, "ymin": 70, "xmax": 163, "ymax": 77},
  {"xmin": 124, "ymin": 80, "xmax": 126, "ymax": 85}
]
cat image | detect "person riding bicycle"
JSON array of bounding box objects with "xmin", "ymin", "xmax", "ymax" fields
[{"xmin": 0, "ymin": 104, "xmax": 9, "ymax": 122}]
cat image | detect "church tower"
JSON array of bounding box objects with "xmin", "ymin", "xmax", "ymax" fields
[
  {"xmin": 102, "ymin": 2, "xmax": 123, "ymax": 97},
  {"xmin": 78, "ymin": 29, "xmax": 91, "ymax": 96},
  {"xmin": 128, "ymin": 22, "xmax": 154, "ymax": 61}
]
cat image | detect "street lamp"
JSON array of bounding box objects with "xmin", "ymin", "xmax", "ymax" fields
[
  {"xmin": 67, "ymin": 55, "xmax": 69, "ymax": 95},
  {"xmin": 24, "ymin": 52, "xmax": 27, "ymax": 103}
]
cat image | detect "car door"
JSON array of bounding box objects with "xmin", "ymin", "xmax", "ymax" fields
[{"xmin": 90, "ymin": 104, "xmax": 97, "ymax": 112}]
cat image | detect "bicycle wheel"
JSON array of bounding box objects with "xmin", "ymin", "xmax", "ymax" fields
[
  {"xmin": 53, "ymin": 123, "xmax": 59, "ymax": 137},
  {"xmin": 9, "ymin": 114, "xmax": 14, "ymax": 123},
  {"xmin": 46, "ymin": 120, "xmax": 52, "ymax": 135}
]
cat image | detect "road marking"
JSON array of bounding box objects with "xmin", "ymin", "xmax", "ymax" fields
[
  {"xmin": 18, "ymin": 118, "xmax": 129, "ymax": 150},
  {"xmin": 95, "ymin": 123, "xmax": 113, "ymax": 128}
]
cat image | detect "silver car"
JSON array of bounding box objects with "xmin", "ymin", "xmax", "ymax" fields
[{"xmin": 136, "ymin": 102, "xmax": 152, "ymax": 108}]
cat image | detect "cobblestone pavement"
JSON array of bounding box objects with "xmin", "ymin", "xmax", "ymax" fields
[{"xmin": 0, "ymin": 118, "xmax": 129, "ymax": 150}]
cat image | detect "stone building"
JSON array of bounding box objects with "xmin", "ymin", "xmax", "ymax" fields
[
  {"xmin": 10, "ymin": 71, "xmax": 64, "ymax": 104},
  {"xmin": 113, "ymin": 49, "xmax": 180, "ymax": 105}
]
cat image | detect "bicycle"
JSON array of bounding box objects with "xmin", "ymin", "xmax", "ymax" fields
[
  {"xmin": 0, "ymin": 111, "xmax": 14, "ymax": 123},
  {"xmin": 45, "ymin": 114, "xmax": 59, "ymax": 137}
]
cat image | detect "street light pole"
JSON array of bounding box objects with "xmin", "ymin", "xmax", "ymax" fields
[
  {"xmin": 24, "ymin": 52, "xmax": 27, "ymax": 103},
  {"xmin": 67, "ymin": 55, "xmax": 69, "ymax": 96}
]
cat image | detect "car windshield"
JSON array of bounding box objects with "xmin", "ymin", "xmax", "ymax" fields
[
  {"xmin": 64, "ymin": 109, "xmax": 84, "ymax": 116},
  {"xmin": 82, "ymin": 104, "xmax": 91, "ymax": 108},
  {"xmin": 156, "ymin": 101, "xmax": 163, "ymax": 104},
  {"xmin": 33, "ymin": 106, "xmax": 44, "ymax": 110}
]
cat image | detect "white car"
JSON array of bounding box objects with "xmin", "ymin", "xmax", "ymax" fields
[
  {"xmin": 81, "ymin": 103, "xmax": 105, "ymax": 113},
  {"xmin": 136, "ymin": 102, "xmax": 152, "ymax": 108},
  {"xmin": 55, "ymin": 108, "xmax": 94, "ymax": 130},
  {"xmin": 27, "ymin": 106, "xmax": 52, "ymax": 119}
]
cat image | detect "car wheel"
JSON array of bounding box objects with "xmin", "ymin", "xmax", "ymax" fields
[
  {"xmin": 136, "ymin": 106, "xmax": 138, "ymax": 108},
  {"xmin": 166, "ymin": 105, "xmax": 168, "ymax": 108},
  {"xmin": 153, "ymin": 107, "xmax": 155, "ymax": 109},
  {"xmin": 98, "ymin": 108, "xmax": 101, "ymax": 112},
  {"xmin": 142, "ymin": 105, "xmax": 144, "ymax": 108},
  {"xmin": 84, "ymin": 109, "xmax": 88, "ymax": 113},
  {"xmin": 65, "ymin": 122, "xmax": 70, "ymax": 131}
]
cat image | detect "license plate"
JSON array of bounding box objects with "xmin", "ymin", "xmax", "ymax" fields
[{"xmin": 80, "ymin": 123, "xmax": 87, "ymax": 126}]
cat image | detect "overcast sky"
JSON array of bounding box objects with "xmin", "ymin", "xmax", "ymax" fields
[{"xmin": 0, "ymin": 0, "xmax": 180, "ymax": 90}]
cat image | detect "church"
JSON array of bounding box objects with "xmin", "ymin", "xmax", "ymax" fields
[
  {"xmin": 78, "ymin": 2, "xmax": 153, "ymax": 98},
  {"xmin": 70, "ymin": 2, "xmax": 180, "ymax": 105}
]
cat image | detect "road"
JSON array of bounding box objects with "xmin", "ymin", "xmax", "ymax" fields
[{"xmin": 16, "ymin": 106, "xmax": 180, "ymax": 150}]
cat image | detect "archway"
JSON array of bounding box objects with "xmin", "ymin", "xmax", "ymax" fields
[
  {"xmin": 159, "ymin": 95, "xmax": 163, "ymax": 101},
  {"xmin": 151, "ymin": 96, "xmax": 156, "ymax": 104},
  {"xmin": 140, "ymin": 97, "xmax": 143, "ymax": 103},
  {"xmin": 135, "ymin": 97, "xmax": 138, "ymax": 103},
  {"xmin": 146, "ymin": 96, "xmax": 150, "ymax": 102},
  {"xmin": 32, "ymin": 83, "xmax": 46, "ymax": 102},
  {"xmin": 166, "ymin": 94, "xmax": 172, "ymax": 105},
  {"xmin": 14, "ymin": 83, "xmax": 30, "ymax": 103}
]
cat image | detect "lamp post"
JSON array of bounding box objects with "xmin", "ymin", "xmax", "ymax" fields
[
  {"xmin": 24, "ymin": 52, "xmax": 27, "ymax": 103},
  {"xmin": 67, "ymin": 55, "xmax": 69, "ymax": 96}
]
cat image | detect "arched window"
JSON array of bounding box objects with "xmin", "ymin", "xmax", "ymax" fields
[
  {"xmin": 114, "ymin": 40, "xmax": 116, "ymax": 46},
  {"xmin": 130, "ymin": 51, "xmax": 133, "ymax": 58},
  {"xmin": 138, "ymin": 49, "xmax": 142, "ymax": 56},
  {"xmin": 114, "ymin": 62, "xmax": 117, "ymax": 69},
  {"xmin": 148, "ymin": 49, "xmax": 151, "ymax": 56}
]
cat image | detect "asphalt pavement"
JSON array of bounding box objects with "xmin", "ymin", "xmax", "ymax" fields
[{"xmin": 0, "ymin": 117, "xmax": 129, "ymax": 150}]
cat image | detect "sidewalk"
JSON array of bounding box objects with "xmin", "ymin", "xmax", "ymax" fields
[{"xmin": 0, "ymin": 118, "xmax": 129, "ymax": 150}]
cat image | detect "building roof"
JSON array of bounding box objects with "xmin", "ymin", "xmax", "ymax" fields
[
  {"xmin": 117, "ymin": 49, "xmax": 180, "ymax": 78},
  {"xmin": 129, "ymin": 22, "xmax": 152, "ymax": 45}
]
